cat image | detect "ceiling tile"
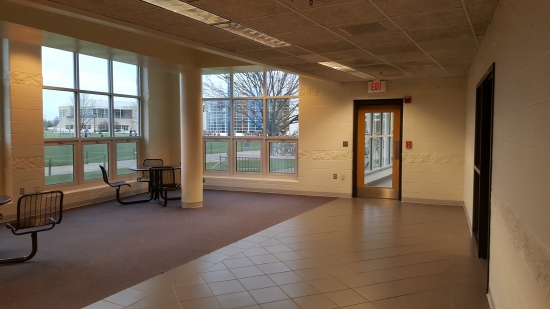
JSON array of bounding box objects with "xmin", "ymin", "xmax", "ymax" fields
[
  {"xmin": 265, "ymin": 56, "xmax": 311, "ymax": 66},
  {"xmin": 354, "ymin": 63, "xmax": 405, "ymax": 78},
  {"xmin": 165, "ymin": 26, "xmax": 240, "ymax": 44},
  {"xmin": 239, "ymin": 13, "xmax": 318, "ymax": 34},
  {"xmin": 464, "ymin": 0, "xmax": 499, "ymax": 6},
  {"xmin": 473, "ymin": 23, "xmax": 490, "ymax": 36},
  {"xmin": 205, "ymin": 38, "xmax": 268, "ymax": 52},
  {"xmin": 333, "ymin": 18, "xmax": 400, "ymax": 37},
  {"xmin": 276, "ymin": 28, "xmax": 342, "ymax": 45},
  {"xmin": 443, "ymin": 64, "xmax": 471, "ymax": 77},
  {"xmin": 367, "ymin": 43, "xmax": 422, "ymax": 56},
  {"xmin": 298, "ymin": 54, "xmax": 332, "ymax": 62},
  {"xmin": 275, "ymin": 45, "xmax": 312, "ymax": 56},
  {"xmin": 372, "ymin": 0, "xmax": 463, "ymax": 17},
  {"xmin": 467, "ymin": 2, "xmax": 499, "ymax": 24},
  {"xmin": 299, "ymin": 40, "xmax": 357, "ymax": 53},
  {"xmin": 235, "ymin": 49, "xmax": 291, "ymax": 59},
  {"xmin": 350, "ymin": 32, "xmax": 412, "ymax": 50},
  {"xmin": 285, "ymin": 62, "xmax": 327, "ymax": 71},
  {"xmin": 299, "ymin": 0, "xmax": 385, "ymax": 27},
  {"xmin": 48, "ymin": 0, "xmax": 156, "ymax": 17},
  {"xmin": 429, "ymin": 49, "xmax": 477, "ymax": 66},
  {"xmin": 319, "ymin": 48, "xmax": 379, "ymax": 61},
  {"xmin": 302, "ymin": 68, "xmax": 368, "ymax": 82},
  {"xmin": 191, "ymin": 0, "xmax": 291, "ymax": 20},
  {"xmin": 379, "ymin": 52, "xmax": 434, "ymax": 64},
  {"xmin": 419, "ymin": 37, "xmax": 478, "ymax": 52},
  {"xmin": 281, "ymin": 0, "xmax": 356, "ymax": 11},
  {"xmin": 407, "ymin": 25, "xmax": 473, "ymax": 43},
  {"xmin": 392, "ymin": 8, "xmax": 469, "ymax": 31},
  {"xmin": 114, "ymin": 9, "xmax": 203, "ymax": 32}
]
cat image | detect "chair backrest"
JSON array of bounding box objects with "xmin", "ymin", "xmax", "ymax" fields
[
  {"xmin": 143, "ymin": 159, "xmax": 163, "ymax": 167},
  {"xmin": 16, "ymin": 190, "xmax": 63, "ymax": 230},
  {"xmin": 149, "ymin": 166, "xmax": 177, "ymax": 188},
  {"xmin": 99, "ymin": 165, "xmax": 110, "ymax": 185}
]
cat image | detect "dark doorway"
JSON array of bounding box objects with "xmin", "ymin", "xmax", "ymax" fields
[{"xmin": 472, "ymin": 63, "xmax": 494, "ymax": 290}]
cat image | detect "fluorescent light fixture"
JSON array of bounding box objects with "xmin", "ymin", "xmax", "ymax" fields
[
  {"xmin": 213, "ymin": 22, "xmax": 290, "ymax": 48},
  {"xmin": 141, "ymin": 0, "xmax": 228, "ymax": 24},
  {"xmin": 318, "ymin": 61, "xmax": 376, "ymax": 79}
]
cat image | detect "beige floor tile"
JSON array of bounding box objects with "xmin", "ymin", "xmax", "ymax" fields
[
  {"xmin": 248, "ymin": 286, "xmax": 290, "ymax": 304},
  {"xmin": 259, "ymin": 299, "xmax": 300, "ymax": 309},
  {"xmin": 202, "ymin": 263, "xmax": 229, "ymax": 272},
  {"xmin": 208, "ymin": 279, "xmax": 246, "ymax": 296},
  {"xmin": 139, "ymin": 288, "xmax": 179, "ymax": 308},
  {"xmin": 322, "ymin": 264, "xmax": 357, "ymax": 276},
  {"xmin": 239, "ymin": 305, "xmax": 261, "ymax": 309},
  {"xmin": 259, "ymin": 239, "xmax": 283, "ymax": 247},
  {"xmin": 347, "ymin": 260, "xmax": 379, "ymax": 272},
  {"xmin": 248, "ymin": 254, "xmax": 279, "ymax": 265},
  {"xmin": 267, "ymin": 271, "xmax": 305, "ymax": 285},
  {"xmin": 84, "ymin": 301, "xmax": 124, "ymax": 309},
  {"xmin": 215, "ymin": 246, "xmax": 245, "ymax": 256},
  {"xmin": 198, "ymin": 253, "xmax": 231, "ymax": 264},
  {"xmin": 353, "ymin": 284, "xmax": 397, "ymax": 301},
  {"xmin": 171, "ymin": 273, "xmax": 207, "ymax": 288},
  {"xmin": 123, "ymin": 302, "xmax": 141, "ymax": 309},
  {"xmin": 371, "ymin": 296, "xmax": 418, "ymax": 309},
  {"xmin": 141, "ymin": 303, "xmax": 181, "ymax": 309},
  {"xmin": 279, "ymin": 281, "xmax": 321, "ymax": 298},
  {"xmin": 272, "ymin": 251, "xmax": 304, "ymax": 261},
  {"xmin": 179, "ymin": 296, "xmax": 222, "ymax": 309},
  {"xmin": 201, "ymin": 270, "xmax": 237, "ymax": 283},
  {"xmin": 389, "ymin": 260, "xmax": 449, "ymax": 279},
  {"xmin": 105, "ymin": 288, "xmax": 152, "ymax": 307},
  {"xmin": 229, "ymin": 265, "xmax": 265, "ymax": 279},
  {"xmin": 238, "ymin": 275, "xmax": 277, "ymax": 290},
  {"xmin": 324, "ymin": 289, "xmax": 368, "ymax": 307},
  {"xmin": 223, "ymin": 257, "xmax": 255, "ymax": 269},
  {"xmin": 215, "ymin": 291, "xmax": 258, "ymax": 309},
  {"xmin": 402, "ymin": 291, "xmax": 450, "ymax": 309},
  {"xmin": 308, "ymin": 277, "xmax": 348, "ymax": 292},
  {"xmin": 243, "ymin": 247, "xmax": 271, "ymax": 257},
  {"xmin": 264, "ymin": 244, "xmax": 294, "ymax": 254},
  {"xmin": 340, "ymin": 303, "xmax": 379, "ymax": 309},
  {"xmin": 292, "ymin": 294, "xmax": 338, "ymax": 309},
  {"xmin": 283, "ymin": 258, "xmax": 319, "ymax": 271},
  {"xmin": 295, "ymin": 267, "xmax": 332, "ymax": 281},
  {"xmin": 257, "ymin": 262, "xmax": 292, "ymax": 274},
  {"xmin": 336, "ymin": 273, "xmax": 376, "ymax": 288},
  {"xmin": 362, "ymin": 269, "xmax": 401, "ymax": 283},
  {"xmin": 174, "ymin": 284, "xmax": 214, "ymax": 301}
]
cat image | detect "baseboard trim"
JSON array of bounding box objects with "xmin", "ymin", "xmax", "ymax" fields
[
  {"xmin": 487, "ymin": 287, "xmax": 496, "ymax": 309},
  {"xmin": 401, "ymin": 197, "xmax": 465, "ymax": 206},
  {"xmin": 204, "ymin": 185, "xmax": 350, "ymax": 198}
]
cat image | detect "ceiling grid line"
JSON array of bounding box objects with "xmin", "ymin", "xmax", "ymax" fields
[{"xmin": 460, "ymin": 0, "xmax": 481, "ymax": 48}]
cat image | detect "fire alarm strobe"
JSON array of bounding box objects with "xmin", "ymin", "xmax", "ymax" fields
[{"xmin": 404, "ymin": 96, "xmax": 412, "ymax": 103}]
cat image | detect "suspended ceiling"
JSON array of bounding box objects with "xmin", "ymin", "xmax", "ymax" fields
[{"xmin": 43, "ymin": 0, "xmax": 499, "ymax": 82}]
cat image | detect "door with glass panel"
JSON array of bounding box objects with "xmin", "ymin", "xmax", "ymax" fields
[{"xmin": 356, "ymin": 105, "xmax": 401, "ymax": 199}]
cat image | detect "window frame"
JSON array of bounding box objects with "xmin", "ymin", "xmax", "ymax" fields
[
  {"xmin": 42, "ymin": 47, "xmax": 142, "ymax": 187},
  {"xmin": 202, "ymin": 71, "xmax": 299, "ymax": 178}
]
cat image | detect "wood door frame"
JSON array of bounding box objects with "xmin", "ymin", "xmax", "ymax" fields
[{"xmin": 353, "ymin": 99, "xmax": 404, "ymax": 198}]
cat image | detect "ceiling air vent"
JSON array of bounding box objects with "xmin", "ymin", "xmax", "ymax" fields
[{"xmin": 339, "ymin": 22, "xmax": 389, "ymax": 37}]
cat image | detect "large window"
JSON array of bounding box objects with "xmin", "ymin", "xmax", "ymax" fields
[
  {"xmin": 202, "ymin": 71, "xmax": 298, "ymax": 176},
  {"xmin": 42, "ymin": 47, "xmax": 140, "ymax": 185}
]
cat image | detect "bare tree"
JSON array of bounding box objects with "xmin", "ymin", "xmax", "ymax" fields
[{"xmin": 202, "ymin": 71, "xmax": 299, "ymax": 136}]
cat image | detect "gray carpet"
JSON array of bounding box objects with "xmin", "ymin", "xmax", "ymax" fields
[{"xmin": 0, "ymin": 190, "xmax": 336, "ymax": 309}]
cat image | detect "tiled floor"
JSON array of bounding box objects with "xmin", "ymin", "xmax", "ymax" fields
[{"xmin": 84, "ymin": 198, "xmax": 491, "ymax": 309}]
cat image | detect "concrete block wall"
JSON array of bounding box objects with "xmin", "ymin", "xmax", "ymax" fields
[{"xmin": 465, "ymin": 0, "xmax": 550, "ymax": 307}]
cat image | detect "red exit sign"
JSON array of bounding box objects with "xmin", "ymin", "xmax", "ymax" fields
[{"xmin": 368, "ymin": 81, "xmax": 386, "ymax": 93}]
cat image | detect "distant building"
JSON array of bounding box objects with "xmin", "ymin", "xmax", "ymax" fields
[{"xmin": 56, "ymin": 99, "xmax": 137, "ymax": 133}]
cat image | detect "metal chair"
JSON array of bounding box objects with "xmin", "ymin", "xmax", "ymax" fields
[
  {"xmin": 99, "ymin": 165, "xmax": 152, "ymax": 205},
  {"xmin": 137, "ymin": 159, "xmax": 164, "ymax": 183},
  {"xmin": 1, "ymin": 191, "xmax": 63, "ymax": 264},
  {"xmin": 149, "ymin": 166, "xmax": 180, "ymax": 206}
]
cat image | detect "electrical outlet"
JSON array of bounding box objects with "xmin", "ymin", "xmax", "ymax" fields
[
  {"xmin": 333, "ymin": 174, "xmax": 337, "ymax": 179},
  {"xmin": 20, "ymin": 188, "xmax": 24, "ymax": 195}
]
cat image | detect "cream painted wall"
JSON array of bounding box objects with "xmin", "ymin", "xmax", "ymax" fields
[
  {"xmin": 464, "ymin": 0, "xmax": 550, "ymax": 307},
  {"xmin": 206, "ymin": 76, "xmax": 466, "ymax": 203}
]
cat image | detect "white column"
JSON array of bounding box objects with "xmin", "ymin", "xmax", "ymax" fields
[{"xmin": 179, "ymin": 67, "xmax": 203, "ymax": 208}]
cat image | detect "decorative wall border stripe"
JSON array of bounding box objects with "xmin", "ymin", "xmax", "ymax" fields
[
  {"xmin": 402, "ymin": 153, "xmax": 464, "ymax": 164},
  {"xmin": 8, "ymin": 71, "xmax": 43, "ymax": 86},
  {"xmin": 492, "ymin": 191, "xmax": 550, "ymax": 302},
  {"xmin": 299, "ymin": 150, "xmax": 353, "ymax": 161},
  {"xmin": 12, "ymin": 157, "xmax": 44, "ymax": 171}
]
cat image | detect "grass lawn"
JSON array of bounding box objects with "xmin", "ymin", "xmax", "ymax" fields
[{"xmin": 45, "ymin": 143, "xmax": 137, "ymax": 167}]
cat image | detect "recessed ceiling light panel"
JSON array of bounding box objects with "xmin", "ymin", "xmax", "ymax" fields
[
  {"xmin": 141, "ymin": 0, "xmax": 228, "ymax": 24},
  {"xmin": 318, "ymin": 61, "xmax": 376, "ymax": 79},
  {"xmin": 214, "ymin": 22, "xmax": 290, "ymax": 48}
]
